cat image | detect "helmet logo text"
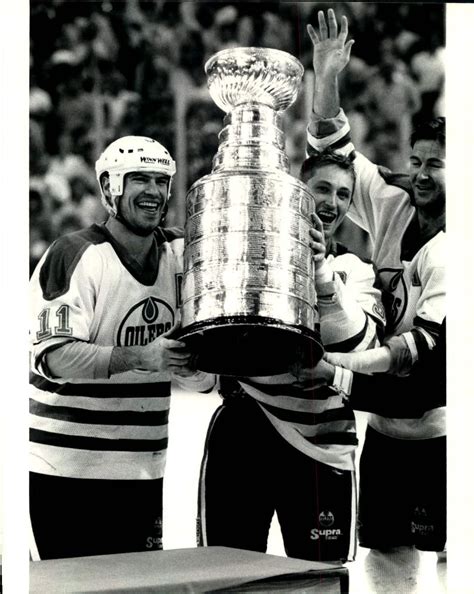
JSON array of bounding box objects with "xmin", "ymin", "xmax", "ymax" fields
[{"xmin": 140, "ymin": 157, "xmax": 171, "ymax": 166}]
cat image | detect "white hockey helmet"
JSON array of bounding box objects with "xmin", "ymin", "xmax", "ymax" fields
[{"xmin": 95, "ymin": 136, "xmax": 176, "ymax": 216}]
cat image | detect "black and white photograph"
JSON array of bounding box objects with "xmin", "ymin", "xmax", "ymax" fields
[{"xmin": 1, "ymin": 1, "xmax": 474, "ymax": 592}]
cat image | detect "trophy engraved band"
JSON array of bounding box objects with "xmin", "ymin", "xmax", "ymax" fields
[{"xmin": 179, "ymin": 47, "xmax": 323, "ymax": 376}]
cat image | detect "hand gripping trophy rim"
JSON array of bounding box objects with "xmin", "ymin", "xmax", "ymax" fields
[{"xmin": 204, "ymin": 47, "xmax": 305, "ymax": 113}]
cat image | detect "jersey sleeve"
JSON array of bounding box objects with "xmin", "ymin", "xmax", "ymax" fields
[
  {"xmin": 306, "ymin": 109, "xmax": 411, "ymax": 241},
  {"xmin": 415, "ymin": 234, "xmax": 445, "ymax": 331},
  {"xmin": 30, "ymin": 240, "xmax": 110, "ymax": 380},
  {"xmin": 348, "ymin": 318, "xmax": 446, "ymax": 417},
  {"xmin": 319, "ymin": 254, "xmax": 385, "ymax": 353},
  {"xmin": 391, "ymin": 233, "xmax": 446, "ymax": 371}
]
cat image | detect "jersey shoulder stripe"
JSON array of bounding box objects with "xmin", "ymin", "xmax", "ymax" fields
[{"xmin": 39, "ymin": 224, "xmax": 109, "ymax": 301}]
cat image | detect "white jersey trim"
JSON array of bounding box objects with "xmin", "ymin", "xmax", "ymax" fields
[
  {"xmin": 30, "ymin": 385, "xmax": 170, "ymax": 412},
  {"xmin": 30, "ymin": 443, "xmax": 167, "ymax": 480}
]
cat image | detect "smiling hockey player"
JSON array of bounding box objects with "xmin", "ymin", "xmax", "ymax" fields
[{"xmin": 29, "ymin": 136, "xmax": 214, "ymax": 560}]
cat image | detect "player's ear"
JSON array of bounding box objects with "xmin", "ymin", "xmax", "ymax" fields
[{"xmin": 100, "ymin": 173, "xmax": 111, "ymax": 198}]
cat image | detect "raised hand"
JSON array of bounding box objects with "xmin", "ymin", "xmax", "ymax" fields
[{"xmin": 307, "ymin": 9, "xmax": 354, "ymax": 77}]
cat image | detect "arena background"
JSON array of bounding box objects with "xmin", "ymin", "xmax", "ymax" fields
[
  {"xmin": 2, "ymin": 2, "xmax": 474, "ymax": 593},
  {"xmin": 28, "ymin": 0, "xmax": 446, "ymax": 272}
]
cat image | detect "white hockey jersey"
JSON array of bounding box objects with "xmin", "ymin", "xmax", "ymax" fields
[
  {"xmin": 29, "ymin": 224, "xmax": 185, "ymax": 480},
  {"xmin": 224, "ymin": 242, "xmax": 385, "ymax": 471},
  {"xmin": 307, "ymin": 109, "xmax": 446, "ymax": 440}
]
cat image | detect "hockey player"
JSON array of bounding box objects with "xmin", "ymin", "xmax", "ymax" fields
[
  {"xmin": 197, "ymin": 150, "xmax": 385, "ymax": 563},
  {"xmin": 305, "ymin": 10, "xmax": 446, "ymax": 552},
  {"xmin": 29, "ymin": 136, "xmax": 215, "ymax": 560}
]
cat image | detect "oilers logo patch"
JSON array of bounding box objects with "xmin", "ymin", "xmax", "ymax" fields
[{"xmin": 116, "ymin": 297, "xmax": 174, "ymax": 346}]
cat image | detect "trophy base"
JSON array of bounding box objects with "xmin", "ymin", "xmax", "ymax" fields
[{"xmin": 177, "ymin": 316, "xmax": 323, "ymax": 377}]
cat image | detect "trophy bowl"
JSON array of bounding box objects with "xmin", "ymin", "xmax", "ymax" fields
[{"xmin": 205, "ymin": 47, "xmax": 304, "ymax": 113}]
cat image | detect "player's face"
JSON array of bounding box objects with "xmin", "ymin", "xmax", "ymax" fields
[
  {"xmin": 306, "ymin": 164, "xmax": 354, "ymax": 241},
  {"xmin": 119, "ymin": 171, "xmax": 170, "ymax": 235},
  {"xmin": 409, "ymin": 140, "xmax": 445, "ymax": 212}
]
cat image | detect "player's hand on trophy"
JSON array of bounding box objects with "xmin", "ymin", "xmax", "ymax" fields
[
  {"xmin": 324, "ymin": 347, "xmax": 391, "ymax": 374},
  {"xmin": 141, "ymin": 321, "xmax": 194, "ymax": 373},
  {"xmin": 309, "ymin": 213, "xmax": 327, "ymax": 271},
  {"xmin": 290, "ymin": 358, "xmax": 335, "ymax": 391},
  {"xmin": 307, "ymin": 9, "xmax": 354, "ymax": 77}
]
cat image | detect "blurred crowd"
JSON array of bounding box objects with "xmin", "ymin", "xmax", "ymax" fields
[{"xmin": 30, "ymin": 0, "xmax": 445, "ymax": 275}]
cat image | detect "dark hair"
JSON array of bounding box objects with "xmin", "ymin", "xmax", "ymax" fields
[
  {"xmin": 410, "ymin": 117, "xmax": 445, "ymax": 148},
  {"xmin": 300, "ymin": 150, "xmax": 356, "ymax": 186}
]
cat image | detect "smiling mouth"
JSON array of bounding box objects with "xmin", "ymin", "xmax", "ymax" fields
[
  {"xmin": 415, "ymin": 188, "xmax": 434, "ymax": 199},
  {"xmin": 137, "ymin": 201, "xmax": 162, "ymax": 213},
  {"xmin": 317, "ymin": 211, "xmax": 337, "ymax": 224}
]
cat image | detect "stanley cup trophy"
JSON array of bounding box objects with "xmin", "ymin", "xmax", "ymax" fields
[{"xmin": 178, "ymin": 47, "xmax": 323, "ymax": 376}]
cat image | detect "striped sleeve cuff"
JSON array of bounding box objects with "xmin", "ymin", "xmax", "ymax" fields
[
  {"xmin": 307, "ymin": 108, "xmax": 351, "ymax": 153},
  {"xmin": 331, "ymin": 365, "xmax": 353, "ymax": 397},
  {"xmin": 402, "ymin": 332, "xmax": 419, "ymax": 364}
]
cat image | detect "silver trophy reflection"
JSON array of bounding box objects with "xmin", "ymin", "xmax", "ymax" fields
[{"xmin": 178, "ymin": 47, "xmax": 323, "ymax": 376}]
